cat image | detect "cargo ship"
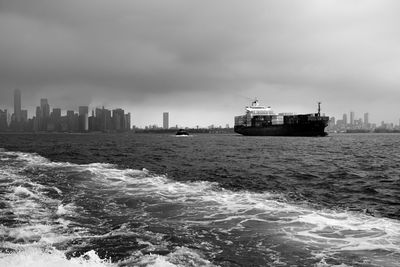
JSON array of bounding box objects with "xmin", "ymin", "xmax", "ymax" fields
[{"xmin": 234, "ymin": 100, "xmax": 329, "ymax": 136}]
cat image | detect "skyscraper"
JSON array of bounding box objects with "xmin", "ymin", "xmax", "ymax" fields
[
  {"xmin": 14, "ymin": 89, "xmax": 21, "ymax": 123},
  {"xmin": 0, "ymin": 109, "xmax": 8, "ymax": 131},
  {"xmin": 124, "ymin": 113, "xmax": 131, "ymax": 131},
  {"xmin": 112, "ymin": 108, "xmax": 125, "ymax": 131},
  {"xmin": 79, "ymin": 106, "xmax": 89, "ymax": 116},
  {"xmin": 350, "ymin": 111, "xmax": 355, "ymax": 125},
  {"xmin": 79, "ymin": 106, "xmax": 89, "ymax": 131},
  {"xmin": 40, "ymin": 99, "xmax": 50, "ymax": 118},
  {"xmin": 363, "ymin": 113, "xmax": 369, "ymax": 125},
  {"xmin": 21, "ymin": 110, "xmax": 28, "ymax": 122},
  {"xmin": 163, "ymin": 112, "xmax": 169, "ymax": 129},
  {"xmin": 342, "ymin": 113, "xmax": 348, "ymax": 126},
  {"xmin": 39, "ymin": 99, "xmax": 50, "ymax": 130}
]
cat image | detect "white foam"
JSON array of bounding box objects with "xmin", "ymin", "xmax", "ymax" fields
[
  {"xmin": 0, "ymin": 248, "xmax": 114, "ymax": 267},
  {"xmin": 69, "ymin": 160, "xmax": 400, "ymax": 256},
  {"xmin": 131, "ymin": 247, "xmax": 215, "ymax": 267},
  {"xmin": 13, "ymin": 186, "xmax": 37, "ymax": 198},
  {"xmin": 56, "ymin": 204, "xmax": 75, "ymax": 216},
  {"xmin": 290, "ymin": 210, "xmax": 400, "ymax": 252},
  {"xmin": 53, "ymin": 186, "xmax": 63, "ymax": 195}
]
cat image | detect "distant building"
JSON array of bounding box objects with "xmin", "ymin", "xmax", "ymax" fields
[
  {"xmin": 342, "ymin": 113, "xmax": 348, "ymax": 126},
  {"xmin": 0, "ymin": 109, "xmax": 8, "ymax": 131},
  {"xmin": 52, "ymin": 108, "xmax": 61, "ymax": 119},
  {"xmin": 79, "ymin": 106, "xmax": 89, "ymax": 116},
  {"xmin": 21, "ymin": 110, "xmax": 28, "ymax": 122},
  {"xmin": 330, "ymin": 116, "xmax": 336, "ymax": 125},
  {"xmin": 124, "ymin": 113, "xmax": 131, "ymax": 131},
  {"xmin": 34, "ymin": 106, "xmax": 41, "ymax": 131},
  {"xmin": 40, "ymin": 99, "xmax": 50, "ymax": 131},
  {"xmin": 67, "ymin": 110, "xmax": 77, "ymax": 132},
  {"xmin": 51, "ymin": 108, "xmax": 62, "ymax": 131},
  {"xmin": 163, "ymin": 112, "xmax": 169, "ymax": 129},
  {"xmin": 95, "ymin": 107, "xmax": 112, "ymax": 132},
  {"xmin": 112, "ymin": 108, "xmax": 125, "ymax": 131},
  {"xmin": 363, "ymin": 112, "xmax": 369, "ymax": 127},
  {"xmin": 350, "ymin": 111, "xmax": 355, "ymax": 126},
  {"xmin": 14, "ymin": 89, "xmax": 21, "ymax": 123},
  {"xmin": 40, "ymin": 99, "xmax": 50, "ymax": 118},
  {"xmin": 79, "ymin": 106, "xmax": 89, "ymax": 131}
]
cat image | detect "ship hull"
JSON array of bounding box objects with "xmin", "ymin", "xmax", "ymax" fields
[{"xmin": 234, "ymin": 123, "xmax": 328, "ymax": 137}]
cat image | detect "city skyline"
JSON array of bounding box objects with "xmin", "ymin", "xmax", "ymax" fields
[
  {"xmin": 0, "ymin": 89, "xmax": 132, "ymax": 132},
  {"xmin": 2, "ymin": 88, "xmax": 399, "ymax": 131}
]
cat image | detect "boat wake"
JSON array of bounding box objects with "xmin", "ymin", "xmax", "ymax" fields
[{"xmin": 1, "ymin": 149, "xmax": 400, "ymax": 266}]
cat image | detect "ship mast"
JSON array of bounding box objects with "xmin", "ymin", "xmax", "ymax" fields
[{"xmin": 317, "ymin": 102, "xmax": 321, "ymax": 116}]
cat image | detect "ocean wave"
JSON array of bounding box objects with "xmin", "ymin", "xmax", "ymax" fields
[
  {"xmin": 0, "ymin": 248, "xmax": 113, "ymax": 267},
  {"xmin": 1, "ymin": 149, "xmax": 400, "ymax": 266}
]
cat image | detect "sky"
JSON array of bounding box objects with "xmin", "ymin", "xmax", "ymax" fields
[{"xmin": 1, "ymin": 0, "xmax": 400, "ymax": 127}]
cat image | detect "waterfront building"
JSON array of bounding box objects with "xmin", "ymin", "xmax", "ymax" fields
[
  {"xmin": 342, "ymin": 114, "xmax": 348, "ymax": 126},
  {"xmin": 79, "ymin": 106, "xmax": 89, "ymax": 131},
  {"xmin": 51, "ymin": 108, "xmax": 61, "ymax": 119},
  {"xmin": 364, "ymin": 113, "xmax": 369, "ymax": 125},
  {"xmin": 95, "ymin": 107, "xmax": 112, "ymax": 132},
  {"xmin": 112, "ymin": 108, "xmax": 125, "ymax": 131},
  {"xmin": 89, "ymin": 110, "xmax": 95, "ymax": 131},
  {"xmin": 67, "ymin": 110, "xmax": 77, "ymax": 132},
  {"xmin": 40, "ymin": 99, "xmax": 50, "ymax": 118},
  {"xmin": 79, "ymin": 113, "xmax": 89, "ymax": 131},
  {"xmin": 32, "ymin": 116, "xmax": 39, "ymax": 132},
  {"xmin": 21, "ymin": 110, "xmax": 28, "ymax": 122},
  {"xmin": 0, "ymin": 109, "xmax": 8, "ymax": 131},
  {"xmin": 163, "ymin": 112, "xmax": 169, "ymax": 129},
  {"xmin": 40, "ymin": 99, "xmax": 50, "ymax": 131},
  {"xmin": 124, "ymin": 113, "xmax": 131, "ymax": 130},
  {"xmin": 13, "ymin": 89, "xmax": 22, "ymax": 123},
  {"xmin": 350, "ymin": 111, "xmax": 355, "ymax": 126},
  {"xmin": 79, "ymin": 106, "xmax": 89, "ymax": 116},
  {"xmin": 34, "ymin": 107, "xmax": 42, "ymax": 131},
  {"xmin": 363, "ymin": 113, "xmax": 369, "ymax": 129},
  {"xmin": 51, "ymin": 108, "xmax": 62, "ymax": 131}
]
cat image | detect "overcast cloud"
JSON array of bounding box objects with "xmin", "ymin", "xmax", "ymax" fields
[{"xmin": 1, "ymin": 0, "xmax": 400, "ymax": 127}]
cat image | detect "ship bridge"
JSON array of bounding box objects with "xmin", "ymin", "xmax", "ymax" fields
[{"xmin": 245, "ymin": 100, "xmax": 275, "ymax": 115}]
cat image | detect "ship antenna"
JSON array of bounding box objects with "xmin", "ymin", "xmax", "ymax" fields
[
  {"xmin": 318, "ymin": 102, "xmax": 321, "ymax": 116},
  {"xmin": 252, "ymin": 97, "xmax": 258, "ymax": 106}
]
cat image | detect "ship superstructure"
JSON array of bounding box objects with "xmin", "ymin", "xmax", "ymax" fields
[{"xmin": 234, "ymin": 100, "xmax": 329, "ymax": 136}]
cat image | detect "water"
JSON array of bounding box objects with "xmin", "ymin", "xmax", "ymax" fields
[{"xmin": 0, "ymin": 133, "xmax": 399, "ymax": 266}]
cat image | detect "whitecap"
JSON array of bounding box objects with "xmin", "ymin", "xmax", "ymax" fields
[{"xmin": 0, "ymin": 248, "xmax": 114, "ymax": 267}]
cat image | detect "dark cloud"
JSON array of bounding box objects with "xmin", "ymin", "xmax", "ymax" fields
[{"xmin": 1, "ymin": 0, "xmax": 400, "ymax": 126}]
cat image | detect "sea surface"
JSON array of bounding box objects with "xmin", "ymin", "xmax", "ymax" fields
[{"xmin": 0, "ymin": 133, "xmax": 399, "ymax": 267}]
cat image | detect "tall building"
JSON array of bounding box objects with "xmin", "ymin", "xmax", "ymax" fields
[
  {"xmin": 52, "ymin": 108, "xmax": 61, "ymax": 119},
  {"xmin": 13, "ymin": 89, "xmax": 22, "ymax": 123},
  {"xmin": 38, "ymin": 99, "xmax": 50, "ymax": 130},
  {"xmin": 95, "ymin": 107, "xmax": 112, "ymax": 132},
  {"xmin": 342, "ymin": 113, "xmax": 348, "ymax": 126},
  {"xmin": 350, "ymin": 111, "xmax": 355, "ymax": 125},
  {"xmin": 67, "ymin": 110, "xmax": 77, "ymax": 131},
  {"xmin": 163, "ymin": 112, "xmax": 169, "ymax": 129},
  {"xmin": 79, "ymin": 106, "xmax": 89, "ymax": 116},
  {"xmin": 79, "ymin": 106, "xmax": 89, "ymax": 131},
  {"xmin": 34, "ymin": 107, "xmax": 42, "ymax": 132},
  {"xmin": 40, "ymin": 99, "xmax": 50, "ymax": 118},
  {"xmin": 50, "ymin": 108, "xmax": 62, "ymax": 131},
  {"xmin": 21, "ymin": 110, "xmax": 28, "ymax": 122},
  {"xmin": 124, "ymin": 113, "xmax": 131, "ymax": 131},
  {"xmin": 112, "ymin": 108, "xmax": 125, "ymax": 131},
  {"xmin": 364, "ymin": 113, "xmax": 369, "ymax": 125},
  {"xmin": 0, "ymin": 109, "xmax": 8, "ymax": 131}
]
